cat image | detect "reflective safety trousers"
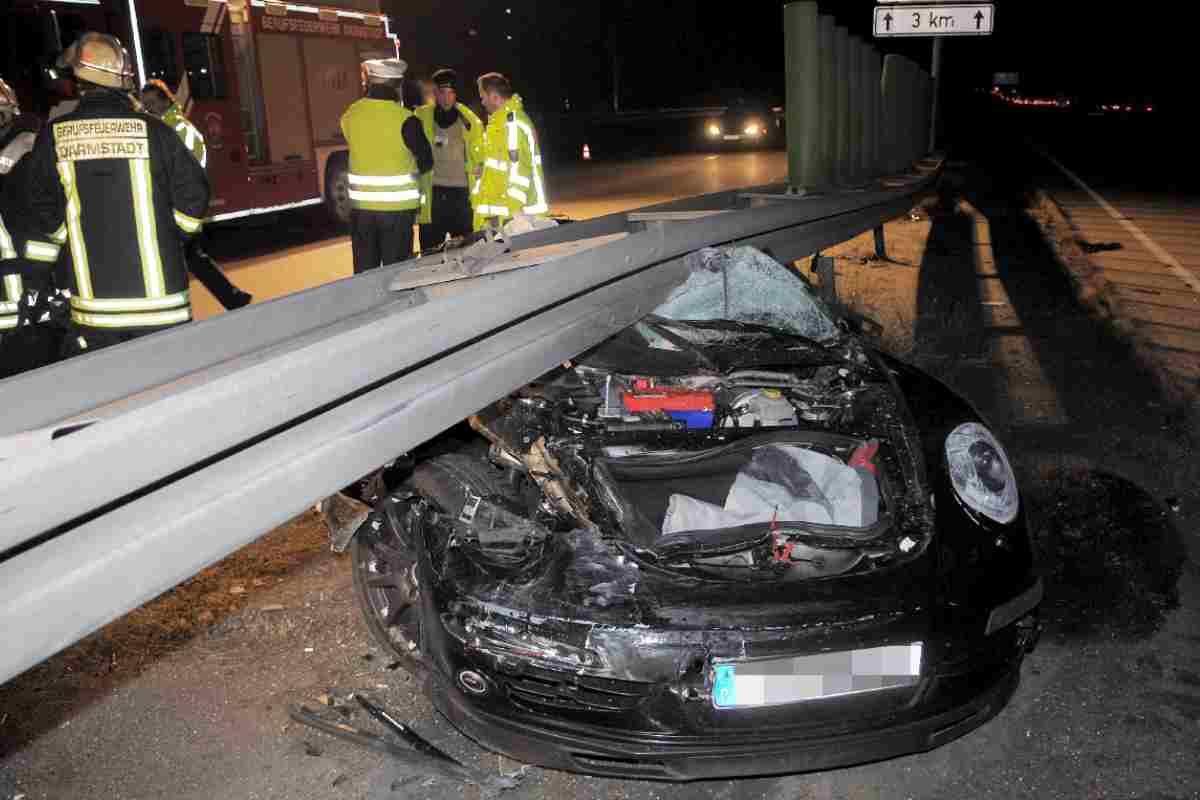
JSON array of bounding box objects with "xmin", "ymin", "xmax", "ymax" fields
[
  {"xmin": 340, "ymin": 98, "xmax": 420, "ymax": 212},
  {"xmin": 472, "ymin": 95, "xmax": 548, "ymax": 231}
]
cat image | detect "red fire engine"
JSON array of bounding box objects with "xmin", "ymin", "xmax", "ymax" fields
[{"xmin": 3, "ymin": 0, "xmax": 398, "ymax": 225}]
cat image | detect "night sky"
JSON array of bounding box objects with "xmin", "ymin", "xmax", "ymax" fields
[{"xmin": 383, "ymin": 1, "xmax": 1180, "ymax": 112}]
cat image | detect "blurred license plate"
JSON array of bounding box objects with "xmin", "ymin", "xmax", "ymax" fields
[
  {"xmin": 711, "ymin": 643, "xmax": 923, "ymax": 709},
  {"xmin": 722, "ymin": 134, "xmax": 742, "ymax": 140}
]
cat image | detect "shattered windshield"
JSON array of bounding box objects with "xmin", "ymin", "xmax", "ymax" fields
[{"xmin": 650, "ymin": 246, "xmax": 840, "ymax": 343}]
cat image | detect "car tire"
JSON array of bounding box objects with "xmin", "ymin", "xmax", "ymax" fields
[
  {"xmin": 350, "ymin": 454, "xmax": 509, "ymax": 664},
  {"xmin": 324, "ymin": 150, "xmax": 351, "ymax": 229}
]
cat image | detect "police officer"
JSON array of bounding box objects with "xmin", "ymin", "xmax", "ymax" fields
[
  {"xmin": 0, "ymin": 78, "xmax": 62, "ymax": 378},
  {"xmin": 141, "ymin": 81, "xmax": 251, "ymax": 310},
  {"xmin": 472, "ymin": 73, "xmax": 549, "ymax": 232},
  {"xmin": 25, "ymin": 33, "xmax": 210, "ymax": 356},
  {"xmin": 415, "ymin": 69, "xmax": 483, "ymax": 253},
  {"xmin": 340, "ymin": 58, "xmax": 433, "ymax": 273}
]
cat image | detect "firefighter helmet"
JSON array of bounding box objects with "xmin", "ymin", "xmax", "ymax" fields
[
  {"xmin": 65, "ymin": 33, "xmax": 135, "ymax": 90},
  {"xmin": 0, "ymin": 78, "xmax": 18, "ymax": 127}
]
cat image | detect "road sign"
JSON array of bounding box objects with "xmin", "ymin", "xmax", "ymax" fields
[{"xmin": 874, "ymin": 4, "xmax": 994, "ymax": 37}]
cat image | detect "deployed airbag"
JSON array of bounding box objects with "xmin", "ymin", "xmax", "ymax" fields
[{"xmin": 661, "ymin": 445, "xmax": 877, "ymax": 534}]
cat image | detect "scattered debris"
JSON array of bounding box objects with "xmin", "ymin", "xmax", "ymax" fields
[
  {"xmin": 229, "ymin": 585, "xmax": 246, "ymax": 595},
  {"xmin": 303, "ymin": 741, "xmax": 323, "ymax": 757},
  {"xmin": 354, "ymin": 695, "xmax": 464, "ymax": 768},
  {"xmin": 1166, "ymin": 497, "xmax": 1181, "ymax": 513},
  {"xmin": 287, "ymin": 703, "xmax": 523, "ymax": 793},
  {"xmin": 1076, "ymin": 239, "xmax": 1124, "ymax": 254},
  {"xmin": 317, "ymin": 693, "xmax": 334, "ymax": 707},
  {"xmin": 259, "ymin": 604, "xmax": 286, "ymax": 613},
  {"xmin": 331, "ymin": 774, "xmax": 347, "ymax": 788}
]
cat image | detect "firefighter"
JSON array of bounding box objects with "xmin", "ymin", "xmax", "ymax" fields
[
  {"xmin": 140, "ymin": 81, "xmax": 252, "ymax": 310},
  {"xmin": 415, "ymin": 69, "xmax": 483, "ymax": 253},
  {"xmin": 340, "ymin": 58, "xmax": 433, "ymax": 273},
  {"xmin": 472, "ymin": 73, "xmax": 549, "ymax": 232},
  {"xmin": 0, "ymin": 78, "xmax": 62, "ymax": 378},
  {"xmin": 25, "ymin": 33, "xmax": 210, "ymax": 357}
]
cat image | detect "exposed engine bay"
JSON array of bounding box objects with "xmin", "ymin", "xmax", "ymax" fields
[{"xmin": 456, "ymin": 318, "xmax": 925, "ymax": 584}]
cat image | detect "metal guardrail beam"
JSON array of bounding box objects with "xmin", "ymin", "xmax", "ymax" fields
[{"xmin": 0, "ymin": 169, "xmax": 938, "ymax": 684}]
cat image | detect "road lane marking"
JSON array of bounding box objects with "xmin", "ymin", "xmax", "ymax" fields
[{"xmin": 1045, "ymin": 153, "xmax": 1200, "ymax": 297}]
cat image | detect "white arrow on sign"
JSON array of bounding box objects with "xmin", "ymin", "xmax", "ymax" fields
[{"xmin": 874, "ymin": 4, "xmax": 994, "ymax": 37}]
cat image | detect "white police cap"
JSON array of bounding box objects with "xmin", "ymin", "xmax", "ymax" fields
[{"xmin": 362, "ymin": 58, "xmax": 407, "ymax": 80}]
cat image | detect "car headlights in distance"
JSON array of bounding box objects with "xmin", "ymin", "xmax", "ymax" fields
[
  {"xmin": 744, "ymin": 121, "xmax": 762, "ymax": 136},
  {"xmin": 707, "ymin": 122, "xmax": 721, "ymax": 137},
  {"xmin": 945, "ymin": 422, "xmax": 1019, "ymax": 524}
]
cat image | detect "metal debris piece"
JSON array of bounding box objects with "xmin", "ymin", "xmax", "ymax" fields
[
  {"xmin": 320, "ymin": 492, "xmax": 372, "ymax": 553},
  {"xmin": 287, "ymin": 705, "xmax": 520, "ymax": 791},
  {"xmin": 354, "ymin": 694, "xmax": 464, "ymax": 767}
]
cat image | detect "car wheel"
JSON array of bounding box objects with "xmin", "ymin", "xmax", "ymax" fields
[{"xmin": 350, "ymin": 453, "xmax": 509, "ymax": 664}]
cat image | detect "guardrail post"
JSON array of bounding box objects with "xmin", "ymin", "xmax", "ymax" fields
[
  {"xmin": 920, "ymin": 70, "xmax": 932, "ymax": 158},
  {"xmin": 865, "ymin": 46, "xmax": 881, "ymax": 179},
  {"xmin": 833, "ymin": 25, "xmax": 851, "ymax": 186},
  {"xmin": 818, "ymin": 15, "xmax": 837, "ymax": 186},
  {"xmin": 880, "ymin": 54, "xmax": 900, "ymax": 174},
  {"xmin": 783, "ymin": 2, "xmax": 821, "ymax": 191},
  {"xmin": 902, "ymin": 58, "xmax": 918, "ymax": 169},
  {"xmin": 847, "ymin": 36, "xmax": 865, "ymax": 185}
]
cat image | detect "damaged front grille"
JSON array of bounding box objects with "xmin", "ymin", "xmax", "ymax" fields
[{"xmin": 496, "ymin": 664, "xmax": 655, "ymax": 715}]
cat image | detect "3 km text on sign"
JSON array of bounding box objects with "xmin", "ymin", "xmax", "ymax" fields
[{"xmin": 873, "ymin": 4, "xmax": 994, "ymax": 37}]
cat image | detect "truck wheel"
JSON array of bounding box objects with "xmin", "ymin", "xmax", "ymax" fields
[
  {"xmin": 324, "ymin": 151, "xmax": 351, "ymax": 228},
  {"xmin": 350, "ymin": 454, "xmax": 508, "ymax": 666}
]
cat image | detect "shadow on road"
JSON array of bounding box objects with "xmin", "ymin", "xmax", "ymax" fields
[{"xmin": 913, "ymin": 150, "xmax": 1189, "ymax": 643}]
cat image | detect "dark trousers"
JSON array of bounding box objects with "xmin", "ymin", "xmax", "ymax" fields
[
  {"xmin": 0, "ymin": 325, "xmax": 61, "ymax": 378},
  {"xmin": 350, "ymin": 208, "xmax": 416, "ymax": 274},
  {"xmin": 419, "ymin": 185, "xmax": 473, "ymax": 253},
  {"xmin": 60, "ymin": 322, "xmax": 181, "ymax": 359},
  {"xmin": 187, "ymin": 234, "xmax": 249, "ymax": 310}
]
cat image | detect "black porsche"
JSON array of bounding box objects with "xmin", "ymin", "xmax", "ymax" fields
[{"xmin": 346, "ymin": 245, "xmax": 1042, "ymax": 780}]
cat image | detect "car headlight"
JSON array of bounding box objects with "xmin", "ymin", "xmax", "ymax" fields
[
  {"xmin": 744, "ymin": 121, "xmax": 762, "ymax": 136},
  {"xmin": 707, "ymin": 123, "xmax": 721, "ymax": 137},
  {"xmin": 945, "ymin": 422, "xmax": 1019, "ymax": 524}
]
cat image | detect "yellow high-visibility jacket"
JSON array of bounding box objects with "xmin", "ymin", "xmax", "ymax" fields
[
  {"xmin": 471, "ymin": 95, "xmax": 548, "ymax": 230},
  {"xmin": 340, "ymin": 98, "xmax": 420, "ymax": 212}
]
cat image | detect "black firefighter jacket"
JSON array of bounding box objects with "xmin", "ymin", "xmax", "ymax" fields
[{"xmin": 25, "ymin": 91, "xmax": 210, "ymax": 330}]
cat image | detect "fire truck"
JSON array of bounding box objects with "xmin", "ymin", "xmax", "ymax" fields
[{"xmin": 3, "ymin": 0, "xmax": 399, "ymax": 225}]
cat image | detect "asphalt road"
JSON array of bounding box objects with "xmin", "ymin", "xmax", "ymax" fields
[{"xmin": 193, "ymin": 149, "xmax": 787, "ymax": 320}]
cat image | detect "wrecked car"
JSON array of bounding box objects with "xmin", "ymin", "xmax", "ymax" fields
[{"xmin": 344, "ymin": 245, "xmax": 1043, "ymax": 780}]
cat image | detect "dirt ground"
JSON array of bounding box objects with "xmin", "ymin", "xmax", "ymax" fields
[{"xmin": 3, "ymin": 154, "xmax": 1199, "ymax": 800}]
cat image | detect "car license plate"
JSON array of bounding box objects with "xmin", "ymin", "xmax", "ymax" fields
[
  {"xmin": 722, "ymin": 134, "xmax": 742, "ymax": 140},
  {"xmin": 711, "ymin": 643, "xmax": 922, "ymax": 709}
]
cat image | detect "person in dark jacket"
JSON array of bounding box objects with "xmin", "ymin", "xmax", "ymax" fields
[
  {"xmin": 1, "ymin": 78, "xmax": 63, "ymax": 377},
  {"xmin": 141, "ymin": 81, "xmax": 251, "ymax": 311},
  {"xmin": 25, "ymin": 33, "xmax": 210, "ymax": 357}
]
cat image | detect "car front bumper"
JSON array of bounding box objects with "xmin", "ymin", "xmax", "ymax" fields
[{"xmin": 434, "ymin": 661, "xmax": 1021, "ymax": 780}]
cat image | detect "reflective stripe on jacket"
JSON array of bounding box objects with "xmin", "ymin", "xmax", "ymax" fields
[
  {"xmin": 414, "ymin": 102, "xmax": 483, "ymax": 225},
  {"xmin": 472, "ymin": 95, "xmax": 548, "ymax": 231},
  {"xmin": 340, "ymin": 97, "xmax": 420, "ymax": 212}
]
